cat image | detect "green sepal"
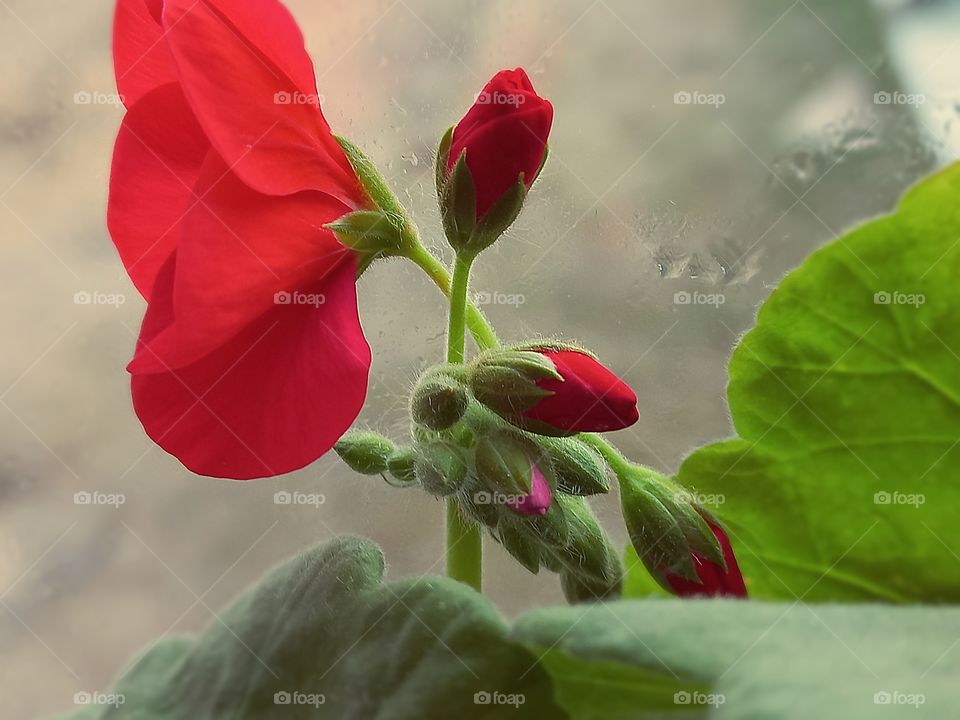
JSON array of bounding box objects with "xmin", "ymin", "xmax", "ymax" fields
[
  {"xmin": 474, "ymin": 431, "xmax": 534, "ymax": 496},
  {"xmin": 334, "ymin": 430, "xmax": 397, "ymax": 475},
  {"xmin": 550, "ymin": 495, "xmax": 624, "ymax": 601},
  {"xmin": 439, "ymin": 150, "xmax": 478, "ymax": 252},
  {"xmin": 472, "ymin": 175, "xmax": 527, "ymax": 249},
  {"xmin": 540, "ymin": 437, "xmax": 610, "ymax": 495},
  {"xmin": 495, "ymin": 517, "xmax": 543, "ymax": 574},
  {"xmin": 410, "ymin": 372, "xmax": 470, "ymax": 431},
  {"xmin": 435, "ymin": 125, "xmax": 454, "ymax": 201},
  {"xmin": 414, "ymin": 441, "xmax": 469, "ymax": 497},
  {"xmin": 335, "ymin": 135, "xmax": 409, "ymax": 222},
  {"xmin": 619, "ymin": 471, "xmax": 699, "ymax": 583},
  {"xmin": 325, "ymin": 210, "xmax": 404, "ymax": 254},
  {"xmin": 385, "ymin": 448, "xmax": 418, "ymax": 487}
]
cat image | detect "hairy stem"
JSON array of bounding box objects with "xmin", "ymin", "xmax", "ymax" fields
[{"xmin": 443, "ymin": 252, "xmax": 483, "ymax": 591}]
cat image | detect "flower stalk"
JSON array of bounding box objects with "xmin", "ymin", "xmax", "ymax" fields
[{"xmin": 444, "ymin": 251, "xmax": 482, "ymax": 591}]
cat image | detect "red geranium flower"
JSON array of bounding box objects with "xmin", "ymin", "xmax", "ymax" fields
[{"xmin": 110, "ymin": 0, "xmax": 372, "ymax": 479}]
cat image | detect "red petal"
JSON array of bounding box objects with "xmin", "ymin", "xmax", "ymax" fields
[
  {"xmin": 113, "ymin": 0, "xmax": 179, "ymax": 108},
  {"xmin": 525, "ymin": 351, "xmax": 639, "ymax": 433},
  {"xmin": 662, "ymin": 517, "xmax": 748, "ymax": 598},
  {"xmin": 130, "ymin": 255, "xmax": 371, "ymax": 479},
  {"xmin": 108, "ymin": 83, "xmax": 210, "ymax": 299},
  {"xmin": 160, "ymin": 0, "xmax": 364, "ymax": 203},
  {"xmin": 451, "ymin": 68, "xmax": 537, "ymax": 146},
  {"xmin": 129, "ymin": 153, "xmax": 354, "ymax": 374}
]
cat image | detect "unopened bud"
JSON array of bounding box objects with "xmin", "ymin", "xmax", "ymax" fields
[
  {"xmin": 470, "ymin": 347, "xmax": 638, "ymax": 436},
  {"xmin": 415, "ymin": 441, "xmax": 469, "ymax": 497},
  {"xmin": 495, "ymin": 518, "xmax": 543, "ymax": 574},
  {"xmin": 386, "ymin": 448, "xmax": 418, "ymax": 487},
  {"xmin": 551, "ymin": 494, "xmax": 623, "ymax": 601},
  {"xmin": 411, "ymin": 372, "xmax": 469, "ymax": 431},
  {"xmin": 539, "ymin": 437, "xmax": 610, "ymax": 495},
  {"xmin": 335, "ymin": 430, "xmax": 397, "ymax": 475},
  {"xmin": 474, "ymin": 431, "xmax": 536, "ymax": 496},
  {"xmin": 619, "ymin": 469, "xmax": 744, "ymax": 596}
]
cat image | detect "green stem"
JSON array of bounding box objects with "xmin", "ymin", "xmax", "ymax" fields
[
  {"xmin": 407, "ymin": 243, "xmax": 646, "ymax": 486},
  {"xmin": 580, "ymin": 432, "xmax": 670, "ymax": 486},
  {"xmin": 446, "ymin": 255, "xmax": 472, "ymax": 363},
  {"xmin": 442, "ymin": 252, "xmax": 482, "ymax": 590},
  {"xmin": 406, "ymin": 243, "xmax": 498, "ymax": 350}
]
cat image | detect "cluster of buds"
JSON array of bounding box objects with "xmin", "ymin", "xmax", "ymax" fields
[
  {"xmin": 333, "ymin": 67, "xmax": 745, "ymax": 601},
  {"xmin": 336, "ymin": 343, "xmax": 634, "ymax": 602}
]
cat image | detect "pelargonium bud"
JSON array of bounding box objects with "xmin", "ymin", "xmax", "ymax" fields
[
  {"xmin": 508, "ymin": 463, "xmax": 552, "ymax": 516},
  {"xmin": 385, "ymin": 448, "xmax": 418, "ymax": 487},
  {"xmin": 415, "ymin": 441, "xmax": 468, "ymax": 497},
  {"xmin": 659, "ymin": 512, "xmax": 747, "ymax": 598},
  {"xmin": 470, "ymin": 347, "xmax": 639, "ymax": 436},
  {"xmin": 474, "ymin": 430, "xmax": 553, "ymax": 515},
  {"xmin": 334, "ymin": 430, "xmax": 397, "ymax": 475},
  {"xmin": 619, "ymin": 469, "xmax": 746, "ymax": 598},
  {"xmin": 410, "ymin": 371, "xmax": 469, "ymax": 431},
  {"xmin": 436, "ymin": 68, "xmax": 553, "ymax": 256},
  {"xmin": 539, "ymin": 436, "xmax": 610, "ymax": 495}
]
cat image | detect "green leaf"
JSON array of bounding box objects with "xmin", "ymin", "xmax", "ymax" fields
[
  {"xmin": 630, "ymin": 162, "xmax": 960, "ymax": 602},
  {"xmin": 58, "ymin": 538, "xmax": 564, "ymax": 720},
  {"xmin": 515, "ymin": 599, "xmax": 960, "ymax": 719}
]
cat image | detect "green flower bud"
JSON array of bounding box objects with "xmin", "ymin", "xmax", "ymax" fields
[
  {"xmin": 495, "ymin": 518, "xmax": 542, "ymax": 574},
  {"xmin": 410, "ymin": 372, "xmax": 469, "ymax": 431},
  {"xmin": 560, "ymin": 568, "xmax": 623, "ymax": 604},
  {"xmin": 415, "ymin": 441, "xmax": 469, "ymax": 497},
  {"xmin": 619, "ymin": 468, "xmax": 725, "ymax": 584},
  {"xmin": 551, "ymin": 494, "xmax": 624, "ymax": 601},
  {"xmin": 539, "ymin": 437, "xmax": 610, "ymax": 495},
  {"xmin": 457, "ymin": 483, "xmax": 503, "ymax": 528},
  {"xmin": 474, "ymin": 430, "xmax": 537, "ymax": 496},
  {"xmin": 386, "ymin": 448, "xmax": 418, "ymax": 487},
  {"xmin": 334, "ymin": 430, "xmax": 397, "ymax": 475}
]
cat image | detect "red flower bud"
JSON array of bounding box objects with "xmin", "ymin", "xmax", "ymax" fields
[
  {"xmin": 448, "ymin": 68, "xmax": 553, "ymax": 218},
  {"xmin": 523, "ymin": 350, "xmax": 639, "ymax": 435},
  {"xmin": 508, "ymin": 463, "xmax": 552, "ymax": 516},
  {"xmin": 660, "ymin": 514, "xmax": 747, "ymax": 598}
]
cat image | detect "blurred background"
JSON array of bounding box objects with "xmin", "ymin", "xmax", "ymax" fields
[{"xmin": 1, "ymin": 0, "xmax": 958, "ymax": 716}]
